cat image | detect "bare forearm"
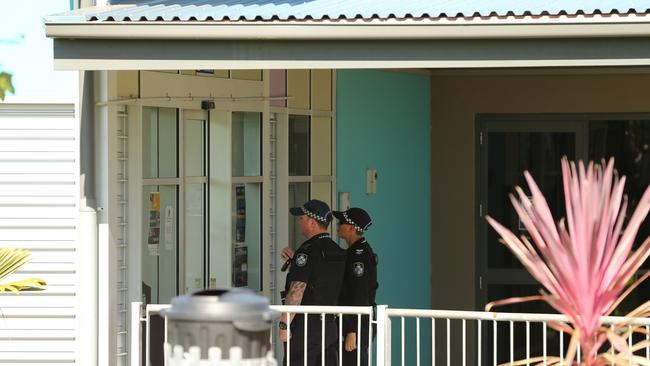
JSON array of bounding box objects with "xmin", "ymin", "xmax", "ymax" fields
[{"xmin": 282, "ymin": 281, "xmax": 306, "ymax": 324}]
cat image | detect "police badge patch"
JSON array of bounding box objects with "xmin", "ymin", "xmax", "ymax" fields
[
  {"xmin": 295, "ymin": 253, "xmax": 308, "ymax": 267},
  {"xmin": 353, "ymin": 262, "xmax": 364, "ymax": 277}
]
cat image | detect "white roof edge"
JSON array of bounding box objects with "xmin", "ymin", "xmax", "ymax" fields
[{"xmin": 45, "ymin": 20, "xmax": 650, "ymax": 41}]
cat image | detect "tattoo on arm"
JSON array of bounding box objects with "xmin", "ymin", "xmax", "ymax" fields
[
  {"xmin": 282, "ymin": 281, "xmax": 307, "ymax": 325},
  {"xmin": 286, "ymin": 281, "xmax": 307, "ymax": 305}
]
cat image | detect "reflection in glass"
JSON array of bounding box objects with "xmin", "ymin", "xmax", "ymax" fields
[
  {"xmin": 232, "ymin": 112, "xmax": 261, "ymax": 177},
  {"xmin": 487, "ymin": 131, "xmax": 575, "ymax": 269},
  {"xmin": 142, "ymin": 107, "xmax": 178, "ymax": 179},
  {"xmin": 588, "ymin": 120, "xmax": 650, "ymax": 313},
  {"xmin": 289, "ymin": 115, "xmax": 310, "ymax": 176},
  {"xmin": 289, "ymin": 182, "xmax": 310, "ymax": 249},
  {"xmin": 184, "ymin": 119, "xmax": 205, "ymax": 177},
  {"xmin": 231, "ymin": 183, "xmax": 262, "ymax": 291},
  {"xmin": 142, "ymin": 185, "xmax": 177, "ymax": 304},
  {"xmin": 185, "ymin": 183, "xmax": 206, "ymax": 294}
]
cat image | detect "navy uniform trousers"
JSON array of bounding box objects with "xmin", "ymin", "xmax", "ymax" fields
[
  {"xmin": 342, "ymin": 316, "xmax": 376, "ymax": 366},
  {"xmin": 283, "ymin": 314, "xmax": 339, "ymax": 366}
]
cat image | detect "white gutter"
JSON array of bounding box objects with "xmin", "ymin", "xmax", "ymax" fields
[{"xmin": 45, "ymin": 20, "xmax": 650, "ymax": 40}]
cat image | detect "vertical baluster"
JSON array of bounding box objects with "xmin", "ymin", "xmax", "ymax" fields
[
  {"xmin": 447, "ymin": 318, "xmax": 451, "ymax": 366},
  {"xmin": 432, "ymin": 318, "xmax": 436, "ymax": 366},
  {"xmin": 462, "ymin": 319, "xmax": 466, "ymax": 366},
  {"xmin": 493, "ymin": 320, "xmax": 497, "ymax": 366},
  {"xmin": 339, "ymin": 313, "xmax": 343, "ymax": 366},
  {"xmin": 322, "ymin": 313, "xmax": 325, "ymax": 366},
  {"xmin": 287, "ymin": 312, "xmax": 291, "ymax": 366},
  {"xmin": 476, "ymin": 319, "xmax": 481, "ymax": 366},
  {"xmin": 357, "ymin": 314, "xmax": 361, "ymax": 366},
  {"xmin": 416, "ymin": 317, "xmax": 421, "ymax": 366},
  {"xmin": 305, "ymin": 313, "xmax": 309, "ymax": 366},
  {"xmin": 526, "ymin": 321, "xmax": 530, "ymax": 366},
  {"xmin": 401, "ymin": 317, "xmax": 405, "ymax": 366},
  {"xmin": 368, "ymin": 310, "xmax": 373, "ymax": 366}
]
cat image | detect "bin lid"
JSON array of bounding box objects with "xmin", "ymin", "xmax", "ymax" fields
[{"xmin": 161, "ymin": 288, "xmax": 279, "ymax": 331}]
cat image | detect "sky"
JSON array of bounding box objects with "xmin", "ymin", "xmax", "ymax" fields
[{"xmin": 0, "ymin": 0, "xmax": 77, "ymax": 102}]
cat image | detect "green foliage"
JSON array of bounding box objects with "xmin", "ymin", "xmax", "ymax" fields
[
  {"xmin": 0, "ymin": 248, "xmax": 46, "ymax": 293},
  {"xmin": 0, "ymin": 72, "xmax": 15, "ymax": 101}
]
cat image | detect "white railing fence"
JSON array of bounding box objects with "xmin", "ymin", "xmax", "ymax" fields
[{"xmin": 131, "ymin": 302, "xmax": 650, "ymax": 366}]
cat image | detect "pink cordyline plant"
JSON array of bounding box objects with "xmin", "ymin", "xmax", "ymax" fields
[{"xmin": 485, "ymin": 158, "xmax": 650, "ymax": 366}]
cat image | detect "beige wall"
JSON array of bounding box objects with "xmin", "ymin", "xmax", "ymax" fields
[{"xmin": 430, "ymin": 72, "xmax": 650, "ymax": 311}]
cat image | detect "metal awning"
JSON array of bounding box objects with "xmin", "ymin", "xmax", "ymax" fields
[{"xmin": 45, "ymin": 0, "xmax": 650, "ymax": 70}]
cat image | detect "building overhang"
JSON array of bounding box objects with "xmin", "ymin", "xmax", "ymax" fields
[{"xmin": 45, "ymin": 7, "xmax": 650, "ymax": 70}]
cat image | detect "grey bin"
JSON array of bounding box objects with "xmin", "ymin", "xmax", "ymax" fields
[{"xmin": 161, "ymin": 288, "xmax": 279, "ymax": 362}]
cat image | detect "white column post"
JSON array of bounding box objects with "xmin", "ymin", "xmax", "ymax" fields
[{"xmin": 376, "ymin": 305, "xmax": 388, "ymax": 366}]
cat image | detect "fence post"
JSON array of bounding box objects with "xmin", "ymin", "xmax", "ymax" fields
[
  {"xmin": 376, "ymin": 305, "xmax": 388, "ymax": 366},
  {"xmin": 130, "ymin": 302, "xmax": 142, "ymax": 366}
]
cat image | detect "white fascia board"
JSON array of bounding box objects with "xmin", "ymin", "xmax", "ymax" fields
[
  {"xmin": 45, "ymin": 19, "xmax": 650, "ymax": 41},
  {"xmin": 53, "ymin": 58, "xmax": 650, "ymax": 71}
]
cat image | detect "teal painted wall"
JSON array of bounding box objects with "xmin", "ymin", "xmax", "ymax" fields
[{"xmin": 336, "ymin": 69, "xmax": 432, "ymax": 364}]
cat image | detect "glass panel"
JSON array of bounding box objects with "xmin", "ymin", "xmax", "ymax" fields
[
  {"xmin": 232, "ymin": 183, "xmax": 262, "ymax": 290},
  {"xmin": 142, "ymin": 185, "xmax": 177, "ymax": 304},
  {"xmin": 289, "ymin": 115, "xmax": 310, "ymax": 176},
  {"xmin": 588, "ymin": 120, "xmax": 650, "ymax": 274},
  {"xmin": 142, "ymin": 107, "xmax": 177, "ymax": 179},
  {"xmin": 158, "ymin": 108, "xmax": 178, "ymax": 178},
  {"xmin": 142, "ymin": 108, "xmax": 158, "ymax": 179},
  {"xmin": 232, "ymin": 112, "xmax": 262, "ymax": 177},
  {"xmin": 185, "ymin": 183, "xmax": 206, "ymax": 294},
  {"xmin": 184, "ymin": 118, "xmax": 205, "ymax": 177},
  {"xmin": 288, "ymin": 182, "xmax": 310, "ymax": 250},
  {"xmin": 487, "ymin": 131, "xmax": 575, "ymax": 269}
]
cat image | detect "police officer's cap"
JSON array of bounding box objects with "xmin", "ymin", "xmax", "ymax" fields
[
  {"xmin": 289, "ymin": 199, "xmax": 333, "ymax": 224},
  {"xmin": 333, "ymin": 207, "xmax": 372, "ymax": 233}
]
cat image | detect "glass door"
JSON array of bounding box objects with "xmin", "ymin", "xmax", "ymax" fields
[
  {"xmin": 141, "ymin": 108, "xmax": 208, "ymax": 304},
  {"xmin": 477, "ymin": 117, "xmax": 584, "ymax": 363},
  {"xmin": 478, "ymin": 118, "xmax": 585, "ymax": 310},
  {"xmin": 182, "ymin": 110, "xmax": 208, "ymax": 295}
]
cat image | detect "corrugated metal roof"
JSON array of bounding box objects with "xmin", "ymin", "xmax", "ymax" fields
[{"xmin": 46, "ymin": 0, "xmax": 650, "ymax": 23}]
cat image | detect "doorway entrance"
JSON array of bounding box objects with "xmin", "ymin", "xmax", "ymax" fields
[
  {"xmin": 477, "ymin": 114, "xmax": 650, "ymax": 361},
  {"xmin": 478, "ymin": 114, "xmax": 650, "ymax": 310}
]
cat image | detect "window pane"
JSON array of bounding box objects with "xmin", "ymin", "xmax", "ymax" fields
[
  {"xmin": 142, "ymin": 108, "xmax": 158, "ymax": 179},
  {"xmin": 232, "ymin": 112, "xmax": 261, "ymax": 177},
  {"xmin": 158, "ymin": 108, "xmax": 178, "ymax": 178},
  {"xmin": 288, "ymin": 182, "xmax": 310, "ymax": 250},
  {"xmin": 142, "ymin": 107, "xmax": 177, "ymax": 179},
  {"xmin": 588, "ymin": 119, "xmax": 650, "ymax": 269},
  {"xmin": 487, "ymin": 131, "xmax": 575, "ymax": 269},
  {"xmin": 142, "ymin": 185, "xmax": 177, "ymax": 304},
  {"xmin": 185, "ymin": 183, "xmax": 206, "ymax": 294},
  {"xmin": 289, "ymin": 115, "xmax": 310, "ymax": 176},
  {"xmin": 184, "ymin": 118, "xmax": 205, "ymax": 177},
  {"xmin": 232, "ymin": 183, "xmax": 262, "ymax": 291}
]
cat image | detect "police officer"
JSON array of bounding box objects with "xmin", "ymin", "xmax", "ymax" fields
[
  {"xmin": 279, "ymin": 199, "xmax": 347, "ymax": 366},
  {"xmin": 334, "ymin": 208, "xmax": 378, "ymax": 366}
]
